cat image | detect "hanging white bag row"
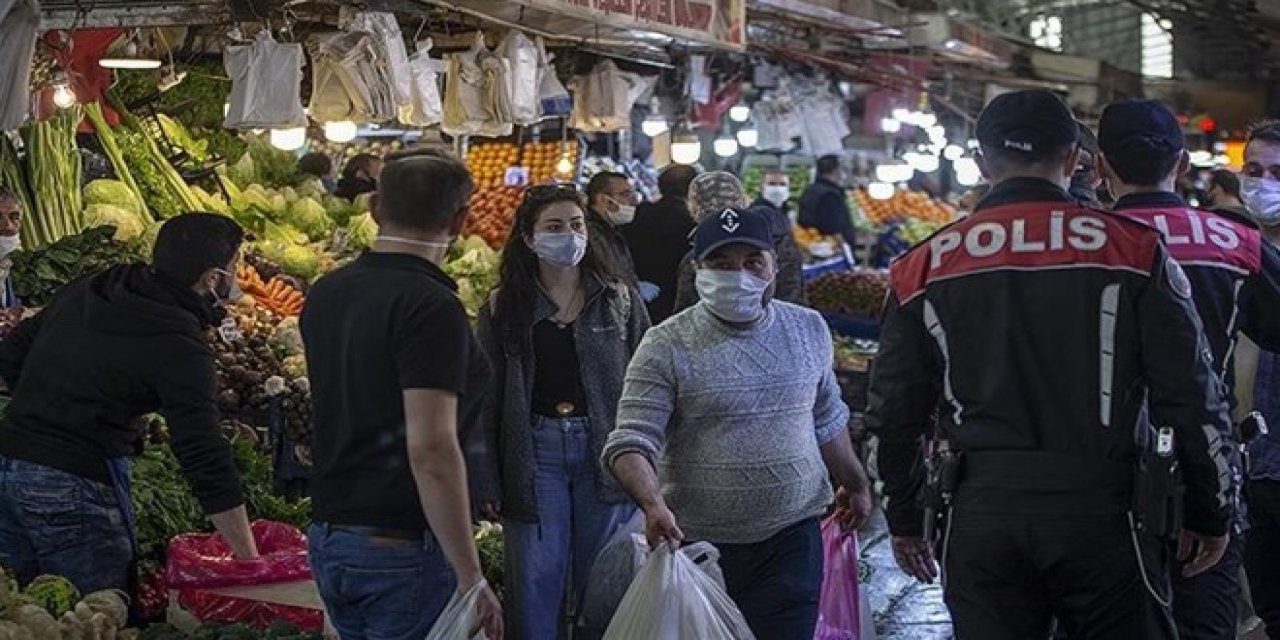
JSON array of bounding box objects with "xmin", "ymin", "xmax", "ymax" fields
[
  {"xmin": 223, "ymin": 30, "xmax": 307, "ymax": 130},
  {"xmin": 570, "ymin": 59, "xmax": 656, "ymax": 133}
]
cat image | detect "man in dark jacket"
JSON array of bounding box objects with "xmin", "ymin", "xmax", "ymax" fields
[
  {"xmin": 1205, "ymin": 169, "xmax": 1249, "ymax": 220},
  {"xmin": 624, "ymin": 164, "xmax": 698, "ymax": 323},
  {"xmin": 1099, "ymin": 99, "xmax": 1280, "ymax": 640},
  {"xmin": 334, "ymin": 153, "xmax": 382, "ymax": 202},
  {"xmin": 868, "ymin": 90, "xmax": 1232, "ymax": 639},
  {"xmin": 0, "ymin": 213, "xmax": 259, "ymax": 594},
  {"xmin": 798, "ymin": 155, "xmax": 857, "ymax": 248},
  {"xmin": 752, "ymin": 169, "xmax": 807, "ymax": 307},
  {"xmin": 585, "ymin": 171, "xmax": 639, "ymax": 286}
]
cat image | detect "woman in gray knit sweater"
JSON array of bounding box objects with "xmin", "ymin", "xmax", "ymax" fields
[{"xmin": 472, "ymin": 185, "xmax": 650, "ymax": 639}]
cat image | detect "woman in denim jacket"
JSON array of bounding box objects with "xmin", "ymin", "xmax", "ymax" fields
[{"xmin": 472, "ymin": 185, "xmax": 649, "ymax": 638}]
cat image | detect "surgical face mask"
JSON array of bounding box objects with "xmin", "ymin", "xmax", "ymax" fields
[
  {"xmin": 532, "ymin": 231, "xmax": 588, "ymax": 268},
  {"xmin": 0, "ymin": 234, "xmax": 20, "ymax": 258},
  {"xmin": 695, "ymin": 269, "xmax": 773, "ymax": 324},
  {"xmin": 1242, "ymin": 176, "xmax": 1280, "ymax": 226},
  {"xmin": 604, "ymin": 199, "xmax": 637, "ymax": 226},
  {"xmin": 379, "ymin": 234, "xmax": 454, "ymax": 250},
  {"xmin": 762, "ymin": 185, "xmax": 790, "ymax": 207},
  {"xmin": 210, "ymin": 268, "xmax": 243, "ymax": 306}
]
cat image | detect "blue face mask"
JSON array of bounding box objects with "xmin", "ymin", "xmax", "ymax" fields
[
  {"xmin": 532, "ymin": 232, "xmax": 588, "ymax": 268},
  {"xmin": 1242, "ymin": 176, "xmax": 1280, "ymax": 226}
]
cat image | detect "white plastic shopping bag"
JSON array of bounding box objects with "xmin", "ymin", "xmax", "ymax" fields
[
  {"xmin": 223, "ymin": 30, "xmax": 307, "ymax": 130},
  {"xmin": 499, "ymin": 30, "xmax": 541, "ymax": 125},
  {"xmin": 603, "ymin": 544, "xmax": 755, "ymax": 640},
  {"xmin": 346, "ymin": 12, "xmax": 414, "ymax": 120},
  {"xmin": 536, "ymin": 37, "xmax": 572, "ymax": 117},
  {"xmin": 425, "ymin": 579, "xmax": 489, "ymax": 640},
  {"xmin": 403, "ymin": 39, "xmax": 444, "ymax": 127}
]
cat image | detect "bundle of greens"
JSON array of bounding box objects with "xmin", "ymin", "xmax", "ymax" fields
[
  {"xmin": 9, "ymin": 226, "xmax": 143, "ymax": 307},
  {"xmin": 84, "ymin": 102, "xmax": 151, "ymax": 222},
  {"xmin": 0, "ymin": 137, "xmax": 34, "ymax": 230},
  {"xmin": 20, "ymin": 108, "xmax": 85, "ymax": 247},
  {"xmin": 110, "ymin": 103, "xmax": 201, "ymax": 219}
]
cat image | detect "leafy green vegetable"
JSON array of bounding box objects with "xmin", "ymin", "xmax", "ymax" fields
[
  {"xmin": 84, "ymin": 102, "xmax": 151, "ymax": 222},
  {"xmin": 344, "ymin": 212, "xmax": 378, "ymax": 251},
  {"xmin": 158, "ymin": 114, "xmax": 210, "ymax": 163},
  {"xmin": 283, "ymin": 198, "xmax": 334, "ymax": 242},
  {"xmin": 9, "ymin": 226, "xmax": 144, "ymax": 307},
  {"xmin": 82, "ymin": 204, "xmax": 146, "ymax": 242},
  {"xmin": 84, "ymin": 179, "xmax": 144, "ymax": 216},
  {"xmin": 20, "ymin": 108, "xmax": 85, "ymax": 247},
  {"xmin": 279, "ymin": 245, "xmax": 322, "ymax": 282}
]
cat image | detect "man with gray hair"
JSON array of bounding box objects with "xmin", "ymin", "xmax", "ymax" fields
[
  {"xmin": 603, "ymin": 205, "xmax": 872, "ymax": 638},
  {"xmin": 302, "ymin": 150, "xmax": 501, "ymax": 639},
  {"xmin": 672, "ymin": 171, "xmax": 806, "ymax": 313}
]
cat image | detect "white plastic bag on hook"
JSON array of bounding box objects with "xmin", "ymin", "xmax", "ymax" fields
[
  {"xmin": 307, "ymin": 30, "xmax": 393, "ymax": 123},
  {"xmin": 223, "ymin": 30, "xmax": 307, "ymax": 130},
  {"xmin": 499, "ymin": 30, "xmax": 541, "ymax": 125},
  {"xmin": 602, "ymin": 543, "xmax": 754, "ymax": 640},
  {"xmin": 536, "ymin": 37, "xmax": 571, "ymax": 117},
  {"xmin": 0, "ymin": 0, "xmax": 39, "ymax": 131},
  {"xmin": 403, "ymin": 38, "xmax": 444, "ymax": 127},
  {"xmin": 347, "ymin": 11, "xmax": 414, "ymax": 120},
  {"xmin": 442, "ymin": 32, "xmax": 513, "ymax": 137}
]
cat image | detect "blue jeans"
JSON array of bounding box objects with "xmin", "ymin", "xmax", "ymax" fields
[
  {"xmin": 0, "ymin": 456, "xmax": 133, "ymax": 593},
  {"xmin": 308, "ymin": 524, "xmax": 456, "ymax": 640},
  {"xmin": 717, "ymin": 517, "xmax": 824, "ymax": 640},
  {"xmin": 504, "ymin": 416, "xmax": 635, "ymax": 640}
]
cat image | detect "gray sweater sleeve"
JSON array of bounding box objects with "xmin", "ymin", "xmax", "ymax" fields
[{"xmin": 602, "ymin": 329, "xmax": 677, "ymax": 469}]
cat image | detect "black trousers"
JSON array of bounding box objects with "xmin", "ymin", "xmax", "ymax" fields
[
  {"xmin": 944, "ymin": 509, "xmax": 1176, "ymax": 640},
  {"xmin": 1246, "ymin": 479, "xmax": 1280, "ymax": 637},
  {"xmin": 1171, "ymin": 532, "xmax": 1244, "ymax": 640},
  {"xmin": 718, "ymin": 517, "xmax": 824, "ymax": 640}
]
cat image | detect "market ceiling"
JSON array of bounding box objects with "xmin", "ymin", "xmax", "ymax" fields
[{"xmin": 895, "ymin": 0, "xmax": 1278, "ymax": 76}]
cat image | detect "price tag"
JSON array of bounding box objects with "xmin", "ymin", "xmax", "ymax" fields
[
  {"xmin": 217, "ymin": 318, "xmax": 243, "ymax": 345},
  {"xmin": 504, "ymin": 166, "xmax": 529, "ymax": 187}
]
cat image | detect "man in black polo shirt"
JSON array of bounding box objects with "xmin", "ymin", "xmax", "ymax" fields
[{"xmin": 302, "ymin": 151, "xmax": 501, "ymax": 640}]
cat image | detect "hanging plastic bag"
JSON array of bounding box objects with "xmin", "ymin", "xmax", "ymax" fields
[
  {"xmin": 0, "ymin": 0, "xmax": 39, "ymax": 131},
  {"xmin": 499, "ymin": 31, "xmax": 541, "ymax": 125},
  {"xmin": 306, "ymin": 30, "xmax": 396, "ymax": 123},
  {"xmin": 580, "ymin": 512, "xmax": 728, "ymax": 634},
  {"xmin": 603, "ymin": 544, "xmax": 754, "ymax": 640},
  {"xmin": 814, "ymin": 517, "xmax": 876, "ymax": 640},
  {"xmin": 223, "ymin": 30, "xmax": 307, "ymax": 130},
  {"xmin": 536, "ymin": 37, "xmax": 571, "ymax": 117},
  {"xmin": 403, "ymin": 38, "xmax": 444, "ymax": 127},
  {"xmin": 442, "ymin": 32, "xmax": 513, "ymax": 138},
  {"xmin": 571, "ymin": 60, "xmax": 654, "ymax": 133},
  {"xmin": 347, "ymin": 11, "xmax": 414, "ymax": 121},
  {"xmin": 424, "ymin": 580, "xmax": 490, "ymax": 640}
]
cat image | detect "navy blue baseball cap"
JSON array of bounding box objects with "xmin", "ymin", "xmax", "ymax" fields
[
  {"xmin": 976, "ymin": 90, "xmax": 1079, "ymax": 158},
  {"xmin": 692, "ymin": 207, "xmax": 774, "ymax": 260},
  {"xmin": 1098, "ymin": 99, "xmax": 1184, "ymax": 157}
]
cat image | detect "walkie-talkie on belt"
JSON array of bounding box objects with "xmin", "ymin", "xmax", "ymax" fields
[
  {"xmin": 1132, "ymin": 426, "xmax": 1183, "ymax": 540},
  {"xmin": 923, "ymin": 440, "xmax": 962, "ymax": 544}
]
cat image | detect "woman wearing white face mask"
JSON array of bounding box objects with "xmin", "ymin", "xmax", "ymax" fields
[{"xmin": 472, "ymin": 185, "xmax": 650, "ymax": 639}]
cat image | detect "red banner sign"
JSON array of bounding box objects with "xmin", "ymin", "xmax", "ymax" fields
[{"xmin": 530, "ymin": 0, "xmax": 745, "ymax": 48}]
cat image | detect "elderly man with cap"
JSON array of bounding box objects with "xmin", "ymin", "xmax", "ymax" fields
[
  {"xmin": 867, "ymin": 89, "xmax": 1233, "ymax": 639},
  {"xmin": 1098, "ymin": 99, "xmax": 1280, "ymax": 640},
  {"xmin": 671, "ymin": 171, "xmax": 806, "ymax": 314},
  {"xmin": 602, "ymin": 206, "xmax": 872, "ymax": 638}
]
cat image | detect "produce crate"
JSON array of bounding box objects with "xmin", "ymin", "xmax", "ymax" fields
[
  {"xmin": 822, "ymin": 312, "xmax": 880, "ymax": 341},
  {"xmin": 802, "ymin": 256, "xmax": 854, "ymax": 281}
]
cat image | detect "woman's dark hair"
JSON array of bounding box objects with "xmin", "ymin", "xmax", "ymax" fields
[
  {"xmin": 299, "ymin": 152, "xmax": 333, "ymax": 178},
  {"xmin": 492, "ymin": 185, "xmax": 617, "ymax": 353},
  {"xmin": 152, "ymin": 212, "xmax": 244, "ymax": 287}
]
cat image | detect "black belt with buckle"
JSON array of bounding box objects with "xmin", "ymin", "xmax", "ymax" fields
[
  {"xmin": 326, "ymin": 523, "xmax": 425, "ymax": 541},
  {"xmin": 555, "ymin": 402, "xmax": 578, "ymax": 417}
]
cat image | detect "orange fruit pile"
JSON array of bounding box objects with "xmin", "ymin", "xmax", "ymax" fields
[
  {"xmin": 853, "ymin": 188, "xmax": 955, "ymax": 225},
  {"xmin": 462, "ymin": 141, "xmax": 583, "ymax": 249}
]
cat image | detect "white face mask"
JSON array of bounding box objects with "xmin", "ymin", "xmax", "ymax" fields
[
  {"xmin": 695, "ymin": 269, "xmax": 773, "ymax": 324},
  {"xmin": 532, "ymin": 231, "xmax": 588, "ymax": 268},
  {"xmin": 0, "ymin": 234, "xmax": 20, "ymax": 258},
  {"xmin": 603, "ymin": 198, "xmax": 637, "ymax": 226},
  {"xmin": 762, "ymin": 185, "xmax": 790, "ymax": 207},
  {"xmin": 1242, "ymin": 177, "xmax": 1280, "ymax": 226},
  {"xmin": 378, "ymin": 234, "xmax": 454, "ymax": 250}
]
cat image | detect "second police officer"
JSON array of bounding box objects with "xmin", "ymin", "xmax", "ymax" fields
[{"xmin": 867, "ymin": 90, "xmax": 1233, "ymax": 639}]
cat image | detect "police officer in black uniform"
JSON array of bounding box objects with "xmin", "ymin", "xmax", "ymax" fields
[
  {"xmin": 1098, "ymin": 99, "xmax": 1280, "ymax": 640},
  {"xmin": 867, "ymin": 90, "xmax": 1234, "ymax": 639}
]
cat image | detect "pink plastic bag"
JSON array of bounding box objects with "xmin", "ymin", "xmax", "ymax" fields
[
  {"xmin": 166, "ymin": 520, "xmax": 311, "ymax": 589},
  {"xmin": 814, "ymin": 517, "xmax": 871, "ymax": 640}
]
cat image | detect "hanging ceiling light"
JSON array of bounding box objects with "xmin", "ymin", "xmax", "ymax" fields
[
  {"xmin": 555, "ymin": 150, "xmax": 576, "ymax": 176},
  {"xmin": 736, "ymin": 124, "xmax": 758, "ymax": 149},
  {"xmin": 50, "ymin": 69, "xmax": 76, "ymax": 109},
  {"xmin": 100, "ymin": 31, "xmax": 162, "ymax": 69},
  {"xmin": 641, "ymin": 98, "xmax": 669, "ymax": 138},
  {"xmin": 729, "ymin": 99, "xmax": 751, "ymax": 123},
  {"xmin": 868, "ymin": 182, "xmax": 896, "ymax": 200},
  {"xmin": 875, "ymin": 162, "xmax": 914, "ymax": 183},
  {"xmin": 880, "ymin": 117, "xmax": 902, "ymax": 134},
  {"xmin": 943, "ymin": 144, "xmax": 965, "ymax": 161},
  {"xmin": 324, "ymin": 121, "xmax": 358, "ymax": 143},
  {"xmin": 713, "ymin": 132, "xmax": 740, "ymax": 158},
  {"xmin": 891, "ymin": 108, "xmax": 911, "ymax": 123},
  {"xmin": 916, "ymin": 154, "xmax": 941, "ymax": 173},
  {"xmin": 954, "ymin": 157, "xmax": 982, "ymax": 186},
  {"xmin": 670, "ymin": 125, "xmax": 702, "ymax": 165},
  {"xmin": 269, "ymin": 127, "xmax": 307, "ymax": 151},
  {"xmin": 916, "ymin": 112, "xmax": 938, "ymax": 128}
]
